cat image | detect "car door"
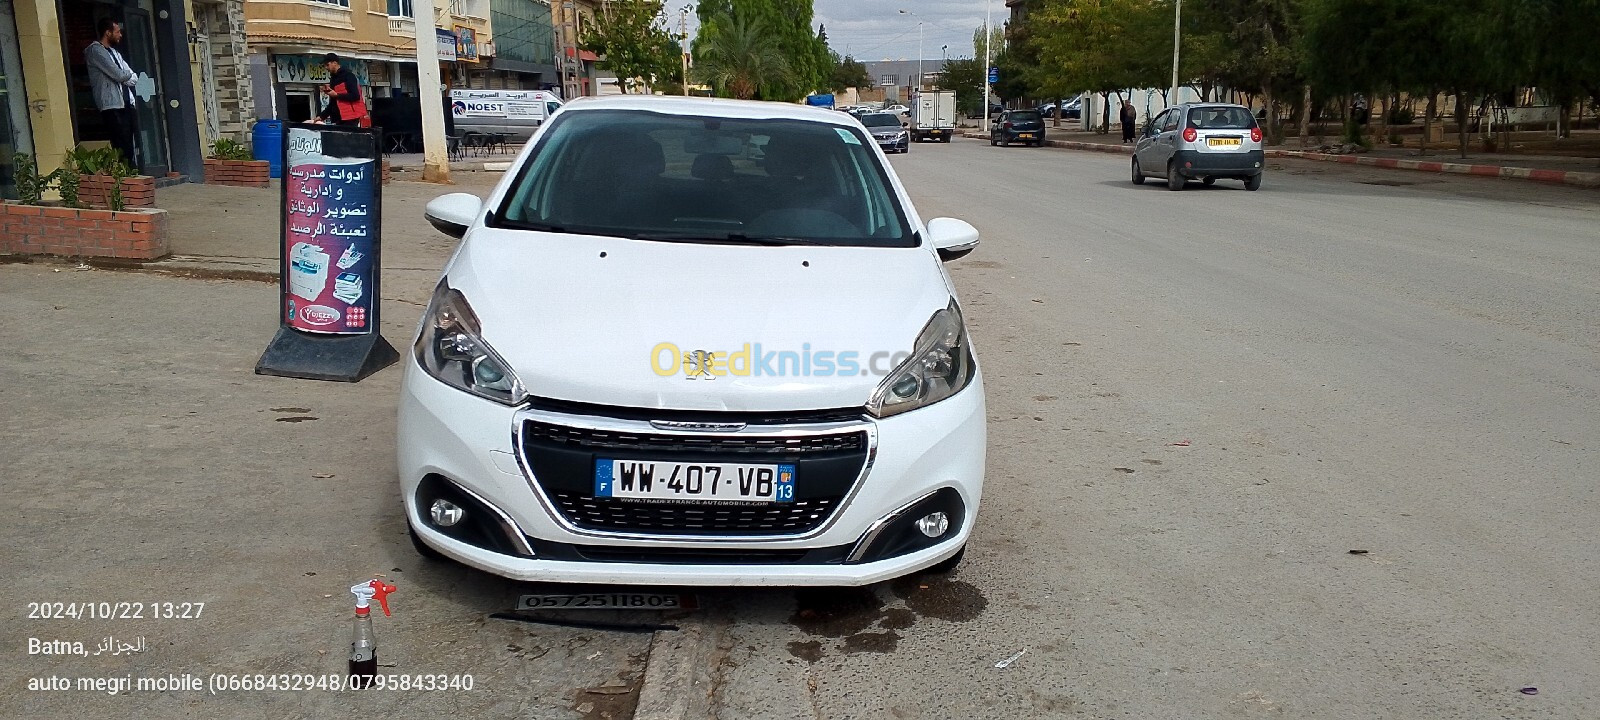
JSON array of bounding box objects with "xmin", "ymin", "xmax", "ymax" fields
[
  {"xmin": 993, "ymin": 112, "xmax": 1006, "ymax": 140},
  {"xmin": 1153, "ymin": 109, "xmax": 1182, "ymax": 170},
  {"xmin": 1136, "ymin": 110, "xmax": 1167, "ymax": 168}
]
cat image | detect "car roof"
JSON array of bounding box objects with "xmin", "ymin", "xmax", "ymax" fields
[
  {"xmin": 1181, "ymin": 103, "xmax": 1250, "ymax": 110},
  {"xmin": 562, "ymin": 95, "xmax": 857, "ymax": 126}
]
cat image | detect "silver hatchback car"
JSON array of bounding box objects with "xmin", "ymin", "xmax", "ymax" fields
[{"xmin": 1131, "ymin": 103, "xmax": 1264, "ymax": 191}]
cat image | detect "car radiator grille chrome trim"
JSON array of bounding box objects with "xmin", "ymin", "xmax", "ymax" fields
[{"xmin": 511, "ymin": 407, "xmax": 879, "ymax": 543}]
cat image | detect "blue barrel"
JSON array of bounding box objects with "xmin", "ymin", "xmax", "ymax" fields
[{"xmin": 252, "ymin": 120, "xmax": 285, "ymax": 178}]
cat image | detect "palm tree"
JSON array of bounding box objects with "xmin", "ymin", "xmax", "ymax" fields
[{"xmin": 692, "ymin": 13, "xmax": 795, "ymax": 100}]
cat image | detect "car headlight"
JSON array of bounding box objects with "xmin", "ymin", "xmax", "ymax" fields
[
  {"xmin": 867, "ymin": 301, "xmax": 975, "ymax": 418},
  {"xmin": 414, "ymin": 281, "xmax": 526, "ymax": 405}
]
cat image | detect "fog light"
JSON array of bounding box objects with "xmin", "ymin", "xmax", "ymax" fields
[
  {"xmin": 429, "ymin": 498, "xmax": 465, "ymax": 527},
  {"xmin": 915, "ymin": 511, "xmax": 950, "ymax": 538}
]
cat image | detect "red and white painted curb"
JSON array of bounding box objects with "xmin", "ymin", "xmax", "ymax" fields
[{"xmin": 959, "ymin": 132, "xmax": 1600, "ymax": 188}]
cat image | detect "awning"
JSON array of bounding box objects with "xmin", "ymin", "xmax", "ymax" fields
[{"xmin": 563, "ymin": 48, "xmax": 600, "ymax": 62}]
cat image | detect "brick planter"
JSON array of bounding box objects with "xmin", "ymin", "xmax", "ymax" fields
[
  {"xmin": 382, "ymin": 159, "xmax": 392, "ymax": 185},
  {"xmin": 1, "ymin": 203, "xmax": 170, "ymax": 260},
  {"xmin": 204, "ymin": 158, "xmax": 271, "ymax": 188},
  {"xmin": 79, "ymin": 174, "xmax": 156, "ymax": 209}
]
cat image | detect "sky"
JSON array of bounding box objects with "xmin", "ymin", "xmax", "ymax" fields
[{"xmin": 814, "ymin": 0, "xmax": 996, "ymax": 62}]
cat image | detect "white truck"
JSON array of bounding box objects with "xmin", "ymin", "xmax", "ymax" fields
[{"xmin": 912, "ymin": 90, "xmax": 957, "ymax": 143}]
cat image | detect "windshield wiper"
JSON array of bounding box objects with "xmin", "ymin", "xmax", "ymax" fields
[{"xmin": 629, "ymin": 232, "xmax": 827, "ymax": 247}]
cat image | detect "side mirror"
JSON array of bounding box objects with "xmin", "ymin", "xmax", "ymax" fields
[
  {"xmin": 424, "ymin": 193, "xmax": 483, "ymax": 239},
  {"xmin": 927, "ymin": 217, "xmax": 979, "ymax": 262}
]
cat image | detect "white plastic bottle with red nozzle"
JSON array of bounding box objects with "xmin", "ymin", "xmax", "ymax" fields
[{"xmin": 349, "ymin": 579, "xmax": 396, "ymax": 689}]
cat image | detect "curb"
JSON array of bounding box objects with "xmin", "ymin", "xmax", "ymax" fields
[
  {"xmin": 389, "ymin": 160, "xmax": 512, "ymax": 174},
  {"xmin": 960, "ymin": 132, "xmax": 1600, "ymax": 188},
  {"xmin": 1267, "ymin": 150, "xmax": 1600, "ymax": 188}
]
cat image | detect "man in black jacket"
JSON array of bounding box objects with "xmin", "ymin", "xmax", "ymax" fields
[{"xmin": 316, "ymin": 53, "xmax": 365, "ymax": 126}]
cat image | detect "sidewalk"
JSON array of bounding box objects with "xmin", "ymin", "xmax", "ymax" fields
[
  {"xmin": 385, "ymin": 152, "xmax": 516, "ymax": 173},
  {"xmin": 961, "ymin": 129, "xmax": 1600, "ymax": 188}
]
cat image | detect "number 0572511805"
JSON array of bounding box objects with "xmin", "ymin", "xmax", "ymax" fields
[{"xmin": 515, "ymin": 593, "xmax": 699, "ymax": 611}]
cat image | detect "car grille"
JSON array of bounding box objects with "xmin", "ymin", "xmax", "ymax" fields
[
  {"xmin": 523, "ymin": 421, "xmax": 865, "ymax": 455},
  {"xmin": 548, "ymin": 492, "xmax": 839, "ymax": 535},
  {"xmin": 520, "ymin": 419, "xmax": 870, "ymax": 537}
]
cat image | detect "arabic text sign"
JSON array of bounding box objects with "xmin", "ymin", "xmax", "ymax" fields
[
  {"xmin": 275, "ymin": 55, "xmax": 371, "ymax": 86},
  {"xmin": 284, "ymin": 127, "xmax": 377, "ymax": 336}
]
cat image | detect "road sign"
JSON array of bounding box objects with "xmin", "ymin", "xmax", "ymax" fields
[{"xmin": 988, "ymin": 66, "xmax": 999, "ymax": 83}]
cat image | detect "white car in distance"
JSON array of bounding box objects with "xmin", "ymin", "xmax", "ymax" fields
[{"xmin": 405, "ymin": 95, "xmax": 986, "ymax": 586}]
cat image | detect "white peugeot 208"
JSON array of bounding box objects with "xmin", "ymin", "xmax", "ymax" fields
[{"xmin": 401, "ymin": 95, "xmax": 985, "ymax": 586}]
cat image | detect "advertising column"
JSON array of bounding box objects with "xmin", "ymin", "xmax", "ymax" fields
[{"xmin": 256, "ymin": 125, "xmax": 398, "ymax": 382}]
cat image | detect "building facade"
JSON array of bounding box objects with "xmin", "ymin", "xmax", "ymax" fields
[{"xmin": 3, "ymin": 0, "xmax": 221, "ymax": 194}]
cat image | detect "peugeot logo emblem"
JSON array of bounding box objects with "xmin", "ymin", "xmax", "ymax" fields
[{"xmin": 649, "ymin": 420, "xmax": 747, "ymax": 432}]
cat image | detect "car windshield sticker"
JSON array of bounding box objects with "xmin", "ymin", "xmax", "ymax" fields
[{"xmin": 835, "ymin": 127, "xmax": 861, "ymax": 145}]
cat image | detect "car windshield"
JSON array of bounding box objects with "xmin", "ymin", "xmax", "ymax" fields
[
  {"xmin": 1010, "ymin": 111, "xmax": 1043, "ymax": 122},
  {"xmin": 496, "ymin": 109, "xmax": 914, "ymax": 247},
  {"xmin": 859, "ymin": 114, "xmax": 901, "ymax": 128},
  {"xmin": 1187, "ymin": 107, "xmax": 1256, "ymax": 129}
]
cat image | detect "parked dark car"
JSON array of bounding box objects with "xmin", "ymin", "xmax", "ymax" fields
[
  {"xmin": 859, "ymin": 112, "xmax": 909, "ymax": 154},
  {"xmin": 990, "ymin": 110, "xmax": 1046, "ymax": 147}
]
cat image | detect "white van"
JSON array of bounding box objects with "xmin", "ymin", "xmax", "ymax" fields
[{"xmin": 449, "ymin": 90, "xmax": 564, "ymax": 141}]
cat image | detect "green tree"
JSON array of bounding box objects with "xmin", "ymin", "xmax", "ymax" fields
[
  {"xmin": 695, "ymin": 0, "xmax": 830, "ymax": 100},
  {"xmin": 828, "ymin": 54, "xmax": 871, "ymax": 93},
  {"xmin": 580, "ymin": 0, "xmax": 683, "ymax": 93},
  {"xmin": 692, "ymin": 12, "xmax": 797, "ymax": 99},
  {"xmin": 941, "ymin": 57, "xmax": 985, "ymax": 116}
]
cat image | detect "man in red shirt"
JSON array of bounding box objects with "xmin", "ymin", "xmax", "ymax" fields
[{"xmin": 315, "ymin": 53, "xmax": 367, "ymax": 127}]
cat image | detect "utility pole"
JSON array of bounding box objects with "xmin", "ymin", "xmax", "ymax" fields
[
  {"xmin": 413, "ymin": 0, "xmax": 449, "ymax": 183},
  {"xmin": 679, "ymin": 5, "xmax": 690, "ymax": 96},
  {"xmin": 1169, "ymin": 0, "xmax": 1182, "ymax": 107},
  {"xmin": 898, "ymin": 10, "xmax": 922, "ymax": 102},
  {"xmin": 981, "ymin": 0, "xmax": 993, "ymax": 133}
]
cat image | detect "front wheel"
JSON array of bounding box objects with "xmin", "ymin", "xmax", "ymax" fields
[
  {"xmin": 1166, "ymin": 161, "xmax": 1185, "ymax": 191},
  {"xmin": 1131, "ymin": 157, "xmax": 1146, "ymax": 185},
  {"xmin": 1245, "ymin": 173, "xmax": 1262, "ymax": 191}
]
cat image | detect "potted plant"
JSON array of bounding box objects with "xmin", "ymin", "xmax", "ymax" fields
[
  {"xmin": 68, "ymin": 146, "xmax": 156, "ymax": 209},
  {"xmin": 204, "ymin": 138, "xmax": 271, "ymax": 188},
  {"xmin": 1, "ymin": 152, "xmax": 170, "ymax": 260}
]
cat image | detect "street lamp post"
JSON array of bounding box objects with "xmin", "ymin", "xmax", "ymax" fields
[
  {"xmin": 898, "ymin": 10, "xmax": 922, "ymax": 101},
  {"xmin": 981, "ymin": 0, "xmax": 993, "ymax": 133},
  {"xmin": 1169, "ymin": 0, "xmax": 1182, "ymax": 107}
]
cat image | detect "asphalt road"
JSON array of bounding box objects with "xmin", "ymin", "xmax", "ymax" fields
[{"xmin": 680, "ymin": 139, "xmax": 1600, "ymax": 719}]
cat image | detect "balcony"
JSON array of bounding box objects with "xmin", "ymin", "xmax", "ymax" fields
[{"xmin": 388, "ymin": 17, "xmax": 415, "ymax": 36}]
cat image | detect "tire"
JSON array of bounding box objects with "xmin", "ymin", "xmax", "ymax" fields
[
  {"xmin": 1166, "ymin": 161, "xmax": 1185, "ymax": 191},
  {"xmin": 943, "ymin": 135, "xmax": 952, "ymax": 143},
  {"xmin": 409, "ymin": 524, "xmax": 447, "ymax": 561},
  {"xmin": 990, "ymin": 136, "xmax": 998, "ymax": 147},
  {"xmin": 1245, "ymin": 173, "xmax": 1262, "ymax": 191},
  {"xmin": 1202, "ymin": 177, "xmax": 1216, "ymax": 186},
  {"xmin": 1001, "ymin": 137, "xmax": 1010, "ymax": 147},
  {"xmin": 927, "ymin": 544, "xmax": 966, "ymax": 574},
  {"xmin": 1131, "ymin": 157, "xmax": 1146, "ymax": 185}
]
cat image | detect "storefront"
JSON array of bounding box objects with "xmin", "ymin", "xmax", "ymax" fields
[
  {"xmin": 270, "ymin": 53, "xmax": 372, "ymax": 123},
  {"xmin": 57, "ymin": 0, "xmax": 200, "ymax": 177},
  {"xmin": 0, "ymin": 0, "xmax": 34, "ymax": 198}
]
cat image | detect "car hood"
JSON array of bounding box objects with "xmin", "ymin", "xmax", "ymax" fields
[
  {"xmin": 867, "ymin": 128, "xmax": 904, "ymax": 137},
  {"xmin": 444, "ymin": 228, "xmax": 953, "ymax": 412}
]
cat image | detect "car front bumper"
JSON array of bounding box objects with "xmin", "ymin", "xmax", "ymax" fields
[
  {"xmin": 397, "ymin": 356, "xmax": 986, "ymax": 586},
  {"xmin": 1174, "ymin": 149, "xmax": 1265, "ymax": 178},
  {"xmin": 873, "ymin": 136, "xmax": 909, "ymax": 152}
]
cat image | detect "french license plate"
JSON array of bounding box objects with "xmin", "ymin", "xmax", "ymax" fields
[
  {"xmin": 1207, "ymin": 137, "xmax": 1242, "ymax": 147},
  {"xmin": 516, "ymin": 593, "xmax": 698, "ymax": 611},
  {"xmin": 595, "ymin": 460, "xmax": 795, "ymax": 503},
  {"xmin": 1018, "ymin": 133, "xmax": 1035, "ymax": 139}
]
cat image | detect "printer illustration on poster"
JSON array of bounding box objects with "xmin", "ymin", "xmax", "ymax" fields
[{"xmin": 282, "ymin": 133, "xmax": 376, "ymax": 335}]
